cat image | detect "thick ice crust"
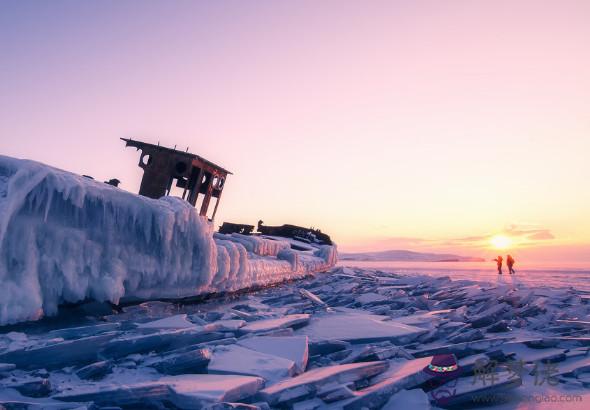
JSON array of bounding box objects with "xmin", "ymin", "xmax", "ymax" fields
[{"xmin": 0, "ymin": 155, "xmax": 337, "ymax": 324}]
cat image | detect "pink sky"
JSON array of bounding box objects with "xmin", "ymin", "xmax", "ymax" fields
[{"xmin": 1, "ymin": 1, "xmax": 589, "ymax": 262}]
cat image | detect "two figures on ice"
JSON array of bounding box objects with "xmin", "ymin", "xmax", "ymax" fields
[{"xmin": 494, "ymin": 255, "xmax": 515, "ymax": 275}]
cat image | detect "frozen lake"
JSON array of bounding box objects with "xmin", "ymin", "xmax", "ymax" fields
[{"xmin": 338, "ymin": 260, "xmax": 590, "ymax": 292}]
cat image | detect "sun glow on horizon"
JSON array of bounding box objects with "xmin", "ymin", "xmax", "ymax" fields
[{"xmin": 490, "ymin": 235, "xmax": 513, "ymax": 250}]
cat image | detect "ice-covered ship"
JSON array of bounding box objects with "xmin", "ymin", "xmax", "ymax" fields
[{"xmin": 0, "ymin": 140, "xmax": 337, "ymax": 325}]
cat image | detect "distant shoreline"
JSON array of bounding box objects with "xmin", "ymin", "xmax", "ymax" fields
[{"xmin": 338, "ymin": 249, "xmax": 485, "ymax": 263}]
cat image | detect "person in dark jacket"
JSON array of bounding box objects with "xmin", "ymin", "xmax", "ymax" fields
[
  {"xmin": 494, "ymin": 255, "xmax": 503, "ymax": 274},
  {"xmin": 507, "ymin": 255, "xmax": 515, "ymax": 274}
]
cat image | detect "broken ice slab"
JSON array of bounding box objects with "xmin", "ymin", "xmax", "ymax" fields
[
  {"xmin": 0, "ymin": 363, "xmax": 16, "ymax": 374},
  {"xmin": 395, "ymin": 310, "xmax": 452, "ymax": 327},
  {"xmin": 0, "ymin": 389, "xmax": 90, "ymax": 409},
  {"xmin": 486, "ymin": 320, "xmax": 510, "ymax": 333},
  {"xmin": 0, "ymin": 333, "xmax": 118, "ymax": 370},
  {"xmin": 258, "ymin": 361, "xmax": 388, "ymax": 406},
  {"xmin": 355, "ymin": 293, "xmax": 388, "ymax": 305},
  {"xmin": 299, "ymin": 289, "xmax": 328, "ymax": 307},
  {"xmin": 411, "ymin": 336, "xmax": 514, "ymax": 359},
  {"xmin": 239, "ymin": 314, "xmax": 310, "ymax": 334},
  {"xmin": 100, "ymin": 328, "xmax": 224, "ymax": 358},
  {"xmin": 516, "ymin": 297, "xmax": 548, "ymax": 318},
  {"xmin": 75, "ymin": 360, "xmax": 113, "ymax": 380},
  {"xmin": 317, "ymin": 384, "xmax": 355, "ymax": 403},
  {"xmin": 2, "ymin": 377, "xmax": 51, "ymax": 398},
  {"xmin": 499, "ymin": 343, "xmax": 567, "ymax": 364},
  {"xmin": 308, "ymin": 340, "xmax": 350, "ymax": 356},
  {"xmin": 205, "ymin": 319, "xmax": 247, "ymax": 332},
  {"xmin": 381, "ymin": 388, "xmax": 430, "ymax": 410},
  {"xmin": 74, "ymin": 374, "xmax": 264, "ymax": 410},
  {"xmin": 447, "ymin": 329, "xmax": 484, "ymax": 344},
  {"xmin": 428, "ymin": 371, "xmax": 521, "ymax": 408},
  {"xmin": 340, "ymin": 345, "xmax": 412, "ymax": 364},
  {"xmin": 204, "ymin": 402, "xmax": 268, "ymax": 410},
  {"xmin": 208, "ymin": 344, "xmax": 297, "ymax": 382},
  {"xmin": 340, "ymin": 357, "xmax": 433, "ymax": 410},
  {"xmin": 237, "ymin": 335, "xmax": 309, "ymax": 374},
  {"xmin": 148, "ymin": 348, "xmax": 211, "ymax": 375},
  {"xmin": 468, "ymin": 303, "xmax": 510, "ymax": 328},
  {"xmin": 54, "ymin": 374, "xmax": 264, "ymax": 409},
  {"xmin": 545, "ymin": 355, "xmax": 590, "ymax": 377},
  {"xmin": 136, "ymin": 313, "xmax": 198, "ymax": 330},
  {"xmin": 556, "ymin": 319, "xmax": 590, "ymax": 329},
  {"xmin": 48, "ymin": 322, "xmax": 121, "ymax": 339},
  {"xmin": 296, "ymin": 311, "xmax": 427, "ymax": 345}
]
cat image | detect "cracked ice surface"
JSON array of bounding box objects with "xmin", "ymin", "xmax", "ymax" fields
[
  {"xmin": 1, "ymin": 266, "xmax": 590, "ymax": 409},
  {"xmin": 0, "ymin": 155, "xmax": 336, "ymax": 325}
]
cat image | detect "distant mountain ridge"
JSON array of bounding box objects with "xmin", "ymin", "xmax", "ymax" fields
[{"xmin": 339, "ymin": 249, "xmax": 485, "ymax": 262}]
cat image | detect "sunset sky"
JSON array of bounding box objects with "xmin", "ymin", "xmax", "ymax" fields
[{"xmin": 1, "ymin": 1, "xmax": 589, "ymax": 262}]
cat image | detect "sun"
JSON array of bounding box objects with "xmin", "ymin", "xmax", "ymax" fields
[{"xmin": 490, "ymin": 235, "xmax": 512, "ymax": 249}]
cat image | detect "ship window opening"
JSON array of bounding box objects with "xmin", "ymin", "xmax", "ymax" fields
[
  {"xmin": 168, "ymin": 178, "xmax": 188, "ymax": 199},
  {"xmin": 141, "ymin": 154, "xmax": 152, "ymax": 166},
  {"xmin": 207, "ymin": 197, "xmax": 219, "ymax": 220}
]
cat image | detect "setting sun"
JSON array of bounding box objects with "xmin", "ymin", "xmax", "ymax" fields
[{"xmin": 490, "ymin": 235, "xmax": 513, "ymax": 250}]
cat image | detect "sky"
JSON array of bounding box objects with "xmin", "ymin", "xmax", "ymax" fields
[{"xmin": 1, "ymin": 1, "xmax": 589, "ymax": 262}]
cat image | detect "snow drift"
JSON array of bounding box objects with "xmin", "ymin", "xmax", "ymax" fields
[{"xmin": 0, "ymin": 155, "xmax": 337, "ymax": 325}]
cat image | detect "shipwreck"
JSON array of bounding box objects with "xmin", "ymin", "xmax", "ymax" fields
[{"xmin": 0, "ymin": 139, "xmax": 337, "ymax": 325}]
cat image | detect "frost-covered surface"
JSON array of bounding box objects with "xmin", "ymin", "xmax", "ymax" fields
[
  {"xmin": 1, "ymin": 267, "xmax": 589, "ymax": 409},
  {"xmin": 0, "ymin": 155, "xmax": 337, "ymax": 325}
]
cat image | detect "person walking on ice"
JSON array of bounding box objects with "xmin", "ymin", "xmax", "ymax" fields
[
  {"xmin": 494, "ymin": 255, "xmax": 503, "ymax": 274},
  {"xmin": 507, "ymin": 254, "xmax": 516, "ymax": 274}
]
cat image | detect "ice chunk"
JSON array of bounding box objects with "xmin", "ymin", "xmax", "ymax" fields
[
  {"xmin": 356, "ymin": 293, "xmax": 388, "ymax": 305},
  {"xmin": 100, "ymin": 328, "xmax": 223, "ymax": 358},
  {"xmin": 341, "ymin": 357, "xmax": 433, "ymax": 410},
  {"xmin": 308, "ymin": 340, "xmax": 350, "ymax": 356},
  {"xmin": 208, "ymin": 345, "xmax": 297, "ymax": 382},
  {"xmin": 258, "ymin": 361, "xmax": 388, "ymax": 405},
  {"xmin": 205, "ymin": 320, "xmax": 247, "ymax": 332},
  {"xmin": 468, "ymin": 303, "xmax": 509, "ymax": 328},
  {"xmin": 137, "ymin": 314, "xmax": 198, "ymax": 329},
  {"xmin": 428, "ymin": 371, "xmax": 521, "ymax": 407},
  {"xmin": 296, "ymin": 311, "xmax": 427, "ymax": 344},
  {"xmin": 237, "ymin": 336, "xmax": 309, "ymax": 374},
  {"xmin": 395, "ymin": 310, "xmax": 450, "ymax": 326},
  {"xmin": 486, "ymin": 320, "xmax": 510, "ymax": 333},
  {"xmin": 411, "ymin": 336, "xmax": 513, "ymax": 358},
  {"xmin": 0, "ymin": 363, "xmax": 16, "ymax": 374},
  {"xmin": 317, "ymin": 384, "xmax": 355, "ymax": 402},
  {"xmin": 148, "ymin": 348, "xmax": 211, "ymax": 375},
  {"xmin": 2, "ymin": 378, "xmax": 51, "ymax": 398},
  {"xmin": 48, "ymin": 323, "xmax": 121, "ymax": 339},
  {"xmin": 547, "ymin": 355, "xmax": 590, "ymax": 377},
  {"xmin": 53, "ymin": 374, "xmax": 264, "ymax": 408},
  {"xmin": 499, "ymin": 343, "xmax": 567, "ymax": 363},
  {"xmin": 75, "ymin": 360, "xmax": 113, "ymax": 380},
  {"xmin": 381, "ymin": 388, "xmax": 430, "ymax": 410},
  {"xmin": 0, "ymin": 333, "xmax": 117, "ymax": 370},
  {"xmin": 170, "ymin": 375, "xmax": 265, "ymax": 405},
  {"xmin": 240, "ymin": 314, "xmax": 310, "ymax": 334},
  {"xmin": 299, "ymin": 289, "xmax": 328, "ymax": 307}
]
